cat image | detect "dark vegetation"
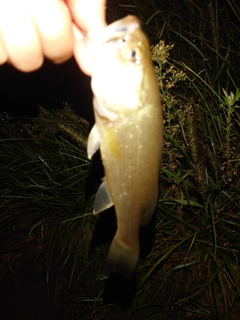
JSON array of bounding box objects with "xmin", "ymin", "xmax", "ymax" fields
[{"xmin": 0, "ymin": 0, "xmax": 240, "ymax": 319}]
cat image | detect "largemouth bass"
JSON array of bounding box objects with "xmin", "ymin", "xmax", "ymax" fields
[{"xmin": 86, "ymin": 15, "xmax": 163, "ymax": 279}]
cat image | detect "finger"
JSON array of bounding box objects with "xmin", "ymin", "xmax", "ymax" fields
[
  {"xmin": 0, "ymin": 0, "xmax": 43, "ymax": 72},
  {"xmin": 69, "ymin": 0, "xmax": 107, "ymax": 76},
  {"xmin": 73, "ymin": 24, "xmax": 93, "ymax": 76},
  {"xmin": 25, "ymin": 0, "xmax": 74, "ymax": 63},
  {"xmin": 66, "ymin": 0, "xmax": 107, "ymax": 32}
]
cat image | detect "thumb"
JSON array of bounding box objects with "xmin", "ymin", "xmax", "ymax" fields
[
  {"xmin": 66, "ymin": 0, "xmax": 107, "ymax": 32},
  {"xmin": 66, "ymin": 0, "xmax": 107, "ymax": 76}
]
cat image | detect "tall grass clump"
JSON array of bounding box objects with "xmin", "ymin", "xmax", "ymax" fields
[
  {"xmin": 0, "ymin": 106, "xmax": 106, "ymax": 295},
  {"xmin": 137, "ymin": 41, "xmax": 240, "ymax": 320}
]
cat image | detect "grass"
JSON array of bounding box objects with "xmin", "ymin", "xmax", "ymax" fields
[
  {"xmin": 1, "ymin": 0, "xmax": 240, "ymax": 319},
  {"xmin": 0, "ymin": 107, "xmax": 94, "ymax": 291}
]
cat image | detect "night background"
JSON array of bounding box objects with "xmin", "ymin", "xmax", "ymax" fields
[
  {"xmin": 0, "ymin": 57, "xmax": 93, "ymax": 120},
  {"xmin": 0, "ymin": 0, "xmax": 240, "ymax": 319}
]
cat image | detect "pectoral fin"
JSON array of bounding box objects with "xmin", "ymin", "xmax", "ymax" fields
[
  {"xmin": 87, "ymin": 125, "xmax": 99, "ymax": 159},
  {"xmin": 93, "ymin": 179, "xmax": 114, "ymax": 215},
  {"xmin": 141, "ymin": 186, "xmax": 159, "ymax": 226}
]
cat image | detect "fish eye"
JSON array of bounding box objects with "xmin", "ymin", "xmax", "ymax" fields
[
  {"xmin": 131, "ymin": 50, "xmax": 137, "ymax": 58},
  {"xmin": 129, "ymin": 47, "xmax": 143, "ymax": 63}
]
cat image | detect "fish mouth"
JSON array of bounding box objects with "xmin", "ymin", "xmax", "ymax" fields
[
  {"xmin": 86, "ymin": 15, "xmax": 141, "ymax": 44},
  {"xmin": 83, "ymin": 15, "xmax": 144, "ymax": 67}
]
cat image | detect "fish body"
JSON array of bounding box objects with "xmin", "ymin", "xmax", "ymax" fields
[{"xmin": 86, "ymin": 15, "xmax": 163, "ymax": 278}]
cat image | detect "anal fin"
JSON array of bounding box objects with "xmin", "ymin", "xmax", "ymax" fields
[{"xmin": 93, "ymin": 179, "xmax": 114, "ymax": 215}]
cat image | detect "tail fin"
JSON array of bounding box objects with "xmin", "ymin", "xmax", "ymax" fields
[{"xmin": 105, "ymin": 236, "xmax": 139, "ymax": 279}]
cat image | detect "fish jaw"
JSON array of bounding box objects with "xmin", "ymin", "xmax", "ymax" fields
[{"xmin": 87, "ymin": 15, "xmax": 140, "ymax": 43}]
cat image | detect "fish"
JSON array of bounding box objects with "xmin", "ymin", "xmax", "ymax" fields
[{"xmin": 86, "ymin": 15, "xmax": 163, "ymax": 279}]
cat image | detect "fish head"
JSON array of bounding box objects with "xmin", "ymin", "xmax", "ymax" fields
[{"xmin": 86, "ymin": 15, "xmax": 153, "ymax": 114}]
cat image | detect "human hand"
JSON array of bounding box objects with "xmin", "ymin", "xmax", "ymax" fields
[{"xmin": 0, "ymin": 0, "xmax": 106, "ymax": 74}]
